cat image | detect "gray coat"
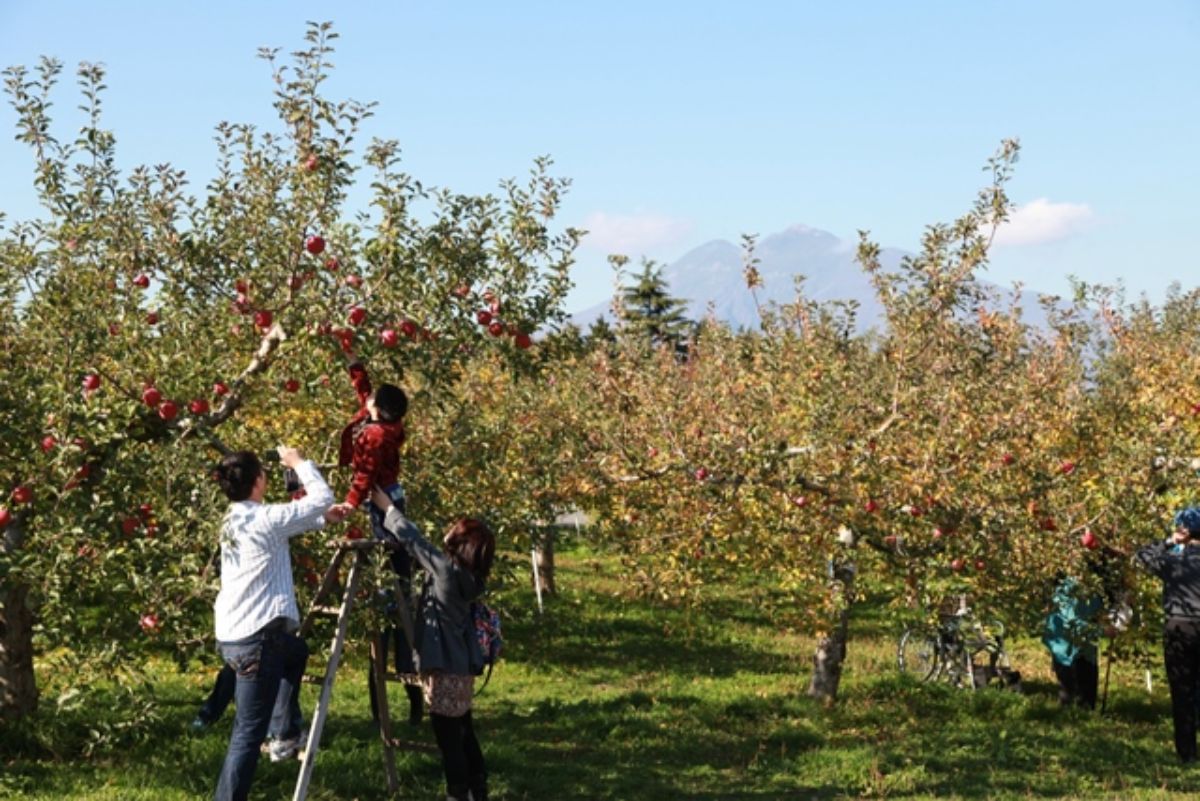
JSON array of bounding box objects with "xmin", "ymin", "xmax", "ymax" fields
[
  {"xmin": 383, "ymin": 507, "xmax": 485, "ymax": 676},
  {"xmin": 1137, "ymin": 539, "xmax": 1200, "ymax": 619}
]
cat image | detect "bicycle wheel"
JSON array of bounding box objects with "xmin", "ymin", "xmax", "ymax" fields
[{"xmin": 897, "ymin": 628, "xmax": 940, "ymax": 681}]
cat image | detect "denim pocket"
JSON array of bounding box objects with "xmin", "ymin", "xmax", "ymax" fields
[{"xmin": 221, "ymin": 642, "xmax": 263, "ymax": 679}]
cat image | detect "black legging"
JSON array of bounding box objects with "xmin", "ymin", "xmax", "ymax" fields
[
  {"xmin": 430, "ymin": 710, "xmax": 487, "ymax": 800},
  {"xmin": 1051, "ymin": 657, "xmax": 1099, "ymax": 710},
  {"xmin": 1165, "ymin": 617, "xmax": 1200, "ymax": 762}
]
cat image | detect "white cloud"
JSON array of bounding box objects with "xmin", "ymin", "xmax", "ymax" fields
[
  {"xmin": 992, "ymin": 198, "xmax": 1094, "ymax": 247},
  {"xmin": 579, "ymin": 211, "xmax": 692, "ymax": 256}
]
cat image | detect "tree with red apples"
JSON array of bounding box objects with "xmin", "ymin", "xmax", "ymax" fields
[{"xmin": 0, "ymin": 24, "xmax": 575, "ymax": 722}]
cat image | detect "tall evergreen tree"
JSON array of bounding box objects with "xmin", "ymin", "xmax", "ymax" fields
[{"xmin": 618, "ymin": 261, "xmax": 692, "ymax": 349}]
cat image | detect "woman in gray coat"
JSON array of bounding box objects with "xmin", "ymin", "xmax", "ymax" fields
[{"xmin": 371, "ymin": 487, "xmax": 495, "ymax": 801}]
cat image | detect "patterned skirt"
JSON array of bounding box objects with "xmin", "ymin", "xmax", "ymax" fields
[{"xmin": 420, "ymin": 671, "xmax": 474, "ymax": 717}]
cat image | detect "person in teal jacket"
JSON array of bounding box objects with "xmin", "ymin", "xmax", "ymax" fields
[{"xmin": 1043, "ymin": 575, "xmax": 1105, "ymax": 709}]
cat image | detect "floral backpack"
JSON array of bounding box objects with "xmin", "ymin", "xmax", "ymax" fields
[{"xmin": 471, "ymin": 600, "xmax": 503, "ymax": 692}]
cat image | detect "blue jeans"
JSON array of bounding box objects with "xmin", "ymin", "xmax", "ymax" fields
[
  {"xmin": 197, "ymin": 663, "xmax": 236, "ymax": 724},
  {"xmin": 214, "ymin": 622, "xmax": 309, "ymax": 801},
  {"xmin": 368, "ymin": 482, "xmax": 407, "ymax": 542}
]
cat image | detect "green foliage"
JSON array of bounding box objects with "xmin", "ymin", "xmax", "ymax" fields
[{"xmin": 616, "ymin": 259, "xmax": 693, "ymax": 351}]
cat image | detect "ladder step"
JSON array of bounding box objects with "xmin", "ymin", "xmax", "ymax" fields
[
  {"xmin": 311, "ymin": 605, "xmax": 342, "ymax": 617},
  {"xmin": 387, "ymin": 737, "xmax": 439, "ymax": 754},
  {"xmin": 383, "ymin": 672, "xmax": 421, "ymax": 685}
]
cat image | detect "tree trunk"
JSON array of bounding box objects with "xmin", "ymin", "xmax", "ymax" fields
[
  {"xmin": 0, "ymin": 579, "xmax": 38, "ymax": 721},
  {"xmin": 807, "ymin": 556, "xmax": 856, "ymax": 703},
  {"xmin": 533, "ymin": 529, "xmax": 557, "ymax": 597}
]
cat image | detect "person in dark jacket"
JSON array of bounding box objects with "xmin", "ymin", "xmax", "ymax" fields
[
  {"xmin": 371, "ymin": 487, "xmax": 495, "ymax": 801},
  {"xmin": 1137, "ymin": 507, "xmax": 1200, "ymax": 763}
]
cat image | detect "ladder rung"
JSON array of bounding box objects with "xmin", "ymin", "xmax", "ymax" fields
[
  {"xmin": 386, "ymin": 738, "xmax": 439, "ymax": 754},
  {"xmin": 311, "ymin": 605, "xmax": 342, "ymax": 617},
  {"xmin": 383, "ymin": 672, "xmax": 421, "ymax": 685}
]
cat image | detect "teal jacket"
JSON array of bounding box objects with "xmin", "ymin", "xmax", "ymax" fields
[{"xmin": 1042, "ymin": 577, "xmax": 1103, "ymax": 667}]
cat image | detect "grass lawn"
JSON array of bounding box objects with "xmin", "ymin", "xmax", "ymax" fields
[{"xmin": 3, "ymin": 542, "xmax": 1199, "ymax": 800}]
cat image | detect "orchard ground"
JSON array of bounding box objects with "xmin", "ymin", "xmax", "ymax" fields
[{"xmin": 2, "ymin": 540, "xmax": 1198, "ymax": 801}]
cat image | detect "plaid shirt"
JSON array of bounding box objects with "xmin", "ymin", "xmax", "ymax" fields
[{"xmin": 214, "ymin": 460, "xmax": 333, "ymax": 642}]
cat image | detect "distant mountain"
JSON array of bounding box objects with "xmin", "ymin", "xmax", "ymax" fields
[{"xmin": 570, "ymin": 223, "xmax": 1047, "ymax": 332}]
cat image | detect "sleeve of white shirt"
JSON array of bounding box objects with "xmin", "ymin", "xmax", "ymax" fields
[{"xmin": 261, "ymin": 460, "xmax": 335, "ymax": 539}]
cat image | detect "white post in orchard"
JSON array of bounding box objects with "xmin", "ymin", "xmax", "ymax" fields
[{"xmin": 532, "ymin": 548, "xmax": 544, "ymax": 615}]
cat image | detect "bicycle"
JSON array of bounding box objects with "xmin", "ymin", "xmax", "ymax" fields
[{"xmin": 896, "ymin": 595, "xmax": 1017, "ymax": 690}]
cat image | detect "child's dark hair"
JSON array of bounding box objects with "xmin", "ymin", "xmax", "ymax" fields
[
  {"xmin": 215, "ymin": 451, "xmax": 262, "ymax": 502},
  {"xmin": 444, "ymin": 517, "xmax": 496, "ymax": 583},
  {"xmin": 372, "ymin": 383, "xmax": 408, "ymax": 423}
]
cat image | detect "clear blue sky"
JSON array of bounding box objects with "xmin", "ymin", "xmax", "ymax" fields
[{"xmin": 2, "ymin": 1, "xmax": 1197, "ymax": 311}]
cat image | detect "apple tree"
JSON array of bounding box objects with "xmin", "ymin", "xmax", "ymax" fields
[{"xmin": 0, "ymin": 23, "xmax": 579, "ymax": 725}]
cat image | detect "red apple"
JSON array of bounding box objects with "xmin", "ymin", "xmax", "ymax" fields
[
  {"xmin": 189, "ymin": 398, "xmax": 210, "ymax": 415},
  {"xmin": 288, "ymin": 274, "xmax": 305, "ymax": 291},
  {"xmin": 235, "ymin": 279, "xmax": 249, "ymax": 294},
  {"xmin": 0, "ymin": 507, "xmax": 10, "ymax": 528},
  {"xmin": 1191, "ymin": 403, "xmax": 1200, "ymax": 416},
  {"xmin": 1060, "ymin": 460, "xmax": 1076, "ymax": 476},
  {"xmin": 380, "ymin": 329, "xmax": 399, "ymax": 348},
  {"xmin": 324, "ymin": 256, "xmax": 339, "ymax": 272},
  {"xmin": 453, "ymin": 284, "xmax": 471, "ymax": 299},
  {"xmin": 1040, "ymin": 517, "xmax": 1058, "ymax": 532},
  {"xmin": 139, "ymin": 503, "xmax": 153, "ymax": 520},
  {"xmin": 213, "ymin": 381, "xmax": 229, "ymax": 396},
  {"xmin": 348, "ymin": 306, "xmax": 366, "ymax": 326},
  {"xmin": 305, "ymin": 235, "xmax": 326, "ymax": 255},
  {"xmin": 974, "ymin": 559, "xmax": 987, "ymax": 571},
  {"xmin": 476, "ymin": 310, "xmax": 493, "ymax": 326},
  {"xmin": 694, "ymin": 467, "xmax": 709, "ymax": 481},
  {"xmin": 121, "ymin": 516, "xmax": 140, "ymax": 536},
  {"xmin": 400, "ymin": 319, "xmax": 418, "ymax": 338},
  {"xmin": 82, "ymin": 373, "xmax": 101, "ymax": 391},
  {"xmin": 141, "ymin": 386, "xmax": 163, "ymax": 407},
  {"xmin": 791, "ymin": 495, "xmax": 808, "ymax": 508},
  {"xmin": 108, "ymin": 322, "xmax": 121, "ymax": 336},
  {"xmin": 951, "ymin": 557, "xmax": 965, "ymax": 572},
  {"xmin": 253, "ymin": 310, "xmax": 273, "ymax": 330},
  {"xmin": 884, "ymin": 535, "xmax": 898, "ymax": 548},
  {"xmin": 139, "ymin": 613, "xmax": 160, "ymax": 633},
  {"xmin": 345, "ymin": 274, "xmax": 363, "ymax": 289},
  {"xmin": 865, "ymin": 499, "xmax": 880, "ymax": 514},
  {"xmin": 158, "ymin": 400, "xmax": 178, "ymax": 421},
  {"xmin": 11, "ymin": 485, "xmax": 32, "ymax": 505},
  {"xmin": 145, "ymin": 310, "xmax": 159, "ymax": 326},
  {"xmin": 345, "ymin": 525, "xmax": 364, "ymax": 541},
  {"xmin": 487, "ymin": 321, "xmax": 505, "ymax": 337},
  {"xmin": 40, "ymin": 435, "xmax": 57, "ymax": 453},
  {"xmin": 1001, "ymin": 453, "xmax": 1016, "ymax": 466},
  {"xmin": 514, "ymin": 332, "xmax": 533, "ymax": 350},
  {"xmin": 303, "ymin": 154, "xmax": 319, "ymax": 172},
  {"xmin": 145, "ymin": 524, "xmax": 159, "ymax": 538},
  {"xmin": 1081, "ymin": 529, "xmax": 1098, "ymax": 550},
  {"xmin": 284, "ymin": 379, "xmax": 301, "ymax": 394},
  {"xmin": 132, "ymin": 273, "xmax": 150, "ymax": 289}
]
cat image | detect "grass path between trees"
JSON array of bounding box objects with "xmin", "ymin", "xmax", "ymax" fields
[{"xmin": 3, "ymin": 542, "xmax": 1200, "ymax": 800}]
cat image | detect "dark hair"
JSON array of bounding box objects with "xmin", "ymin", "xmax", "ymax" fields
[
  {"xmin": 444, "ymin": 517, "xmax": 495, "ymax": 583},
  {"xmin": 372, "ymin": 383, "xmax": 408, "ymax": 423},
  {"xmin": 216, "ymin": 451, "xmax": 263, "ymax": 502}
]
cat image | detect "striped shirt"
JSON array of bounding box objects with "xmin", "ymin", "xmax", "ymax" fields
[{"xmin": 214, "ymin": 460, "xmax": 334, "ymax": 642}]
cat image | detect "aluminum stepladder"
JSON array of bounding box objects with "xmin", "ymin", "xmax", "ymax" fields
[{"xmin": 292, "ymin": 538, "xmax": 434, "ymax": 801}]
